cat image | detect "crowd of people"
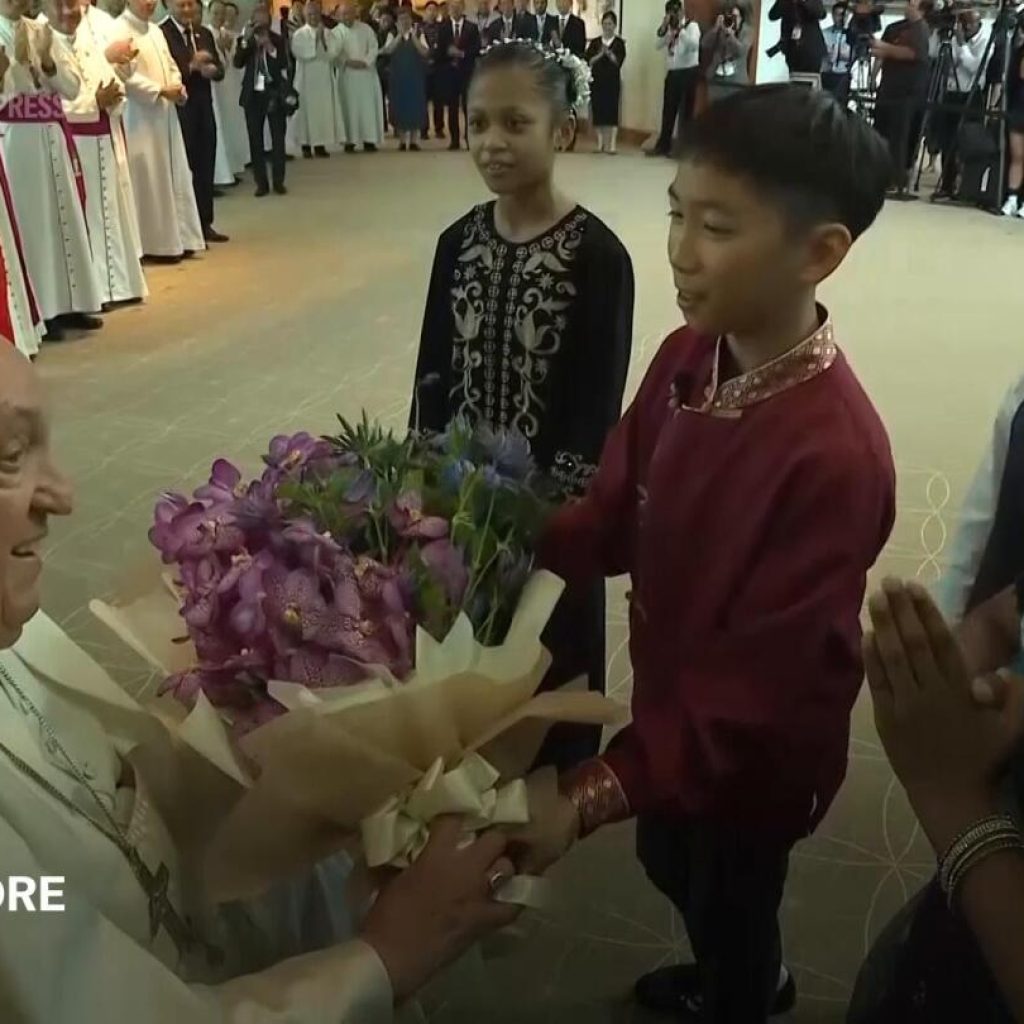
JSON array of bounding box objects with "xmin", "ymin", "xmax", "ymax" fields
[
  {"xmin": 6, "ymin": 2, "xmax": 1024, "ymax": 1022},
  {"xmin": 0, "ymin": 0, "xmax": 631, "ymax": 364}
]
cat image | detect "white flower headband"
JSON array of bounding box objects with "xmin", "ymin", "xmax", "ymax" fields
[{"xmin": 482, "ymin": 38, "xmax": 593, "ymax": 115}]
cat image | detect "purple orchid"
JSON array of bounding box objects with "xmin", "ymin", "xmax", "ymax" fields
[
  {"xmin": 194, "ymin": 459, "xmax": 245, "ymax": 506},
  {"xmin": 263, "ymin": 432, "xmax": 334, "ymax": 477},
  {"xmin": 420, "ymin": 539, "xmax": 469, "ymax": 605},
  {"xmin": 389, "ymin": 492, "xmax": 448, "ymax": 541}
]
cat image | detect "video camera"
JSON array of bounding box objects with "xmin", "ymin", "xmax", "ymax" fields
[
  {"xmin": 665, "ymin": 0, "xmax": 682, "ymax": 28},
  {"xmin": 926, "ymin": 0, "xmax": 981, "ymax": 37}
]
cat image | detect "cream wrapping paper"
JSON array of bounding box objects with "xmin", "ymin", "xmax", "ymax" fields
[{"xmin": 90, "ymin": 566, "xmax": 626, "ymax": 903}]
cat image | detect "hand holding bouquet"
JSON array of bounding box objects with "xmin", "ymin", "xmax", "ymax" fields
[{"xmin": 93, "ymin": 416, "xmax": 622, "ymax": 899}]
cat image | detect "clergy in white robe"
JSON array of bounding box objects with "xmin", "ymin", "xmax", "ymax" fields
[
  {"xmin": 0, "ymin": 150, "xmax": 42, "ymax": 359},
  {"xmin": 113, "ymin": 0, "xmax": 204, "ymax": 259},
  {"xmin": 332, "ymin": 7, "xmax": 383, "ymax": 149},
  {"xmin": 290, "ymin": 1, "xmax": 344, "ymax": 153},
  {"xmin": 49, "ymin": 16, "xmax": 148, "ymax": 307},
  {"xmin": 77, "ymin": 0, "xmax": 143, "ymax": 259},
  {"xmin": 209, "ymin": 1, "xmax": 249, "ymax": 173},
  {"xmin": 0, "ymin": 7, "xmax": 103, "ymax": 339},
  {"xmin": 0, "ymin": 343, "xmax": 522, "ymax": 1024}
]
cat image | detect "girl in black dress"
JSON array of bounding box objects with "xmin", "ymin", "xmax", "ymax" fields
[
  {"xmin": 412, "ymin": 39, "xmax": 635, "ymax": 771},
  {"xmin": 586, "ymin": 11, "xmax": 626, "ymax": 154}
]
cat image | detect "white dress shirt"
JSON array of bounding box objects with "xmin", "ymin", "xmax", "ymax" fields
[
  {"xmin": 657, "ymin": 20, "xmax": 701, "ymax": 72},
  {"xmin": 949, "ymin": 23, "xmax": 991, "ymax": 92}
]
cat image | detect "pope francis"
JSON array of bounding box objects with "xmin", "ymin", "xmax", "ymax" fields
[{"xmin": 0, "ymin": 343, "xmax": 518, "ymax": 1023}]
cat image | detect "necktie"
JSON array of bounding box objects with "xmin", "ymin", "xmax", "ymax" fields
[{"xmin": 186, "ymin": 24, "xmax": 196, "ymax": 53}]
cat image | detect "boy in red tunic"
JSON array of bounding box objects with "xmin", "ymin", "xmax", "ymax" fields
[{"xmin": 519, "ymin": 86, "xmax": 897, "ymax": 1023}]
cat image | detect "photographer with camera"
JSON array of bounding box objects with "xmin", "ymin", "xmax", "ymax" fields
[
  {"xmin": 822, "ymin": 2, "xmax": 854, "ymax": 99},
  {"xmin": 701, "ymin": 1, "xmax": 753, "ymax": 102},
  {"xmin": 767, "ymin": 0, "xmax": 826, "ymax": 74},
  {"xmin": 871, "ymin": 0, "xmax": 931, "ymax": 192},
  {"xmin": 649, "ymin": 0, "xmax": 701, "ymax": 158},
  {"xmin": 932, "ymin": 8, "xmax": 991, "ymax": 198},
  {"xmin": 234, "ymin": 0, "xmax": 293, "ymax": 195}
]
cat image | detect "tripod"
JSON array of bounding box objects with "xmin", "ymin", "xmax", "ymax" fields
[{"xmin": 911, "ymin": 33, "xmax": 964, "ymax": 194}]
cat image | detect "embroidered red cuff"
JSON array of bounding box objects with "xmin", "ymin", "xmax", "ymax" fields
[{"xmin": 560, "ymin": 758, "xmax": 630, "ymax": 838}]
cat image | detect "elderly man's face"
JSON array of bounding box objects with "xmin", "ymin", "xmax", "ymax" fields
[
  {"xmin": 172, "ymin": 0, "xmax": 198, "ymax": 25},
  {"xmin": 44, "ymin": 0, "xmax": 81, "ymax": 32},
  {"xmin": 0, "ymin": 349, "xmax": 73, "ymax": 649}
]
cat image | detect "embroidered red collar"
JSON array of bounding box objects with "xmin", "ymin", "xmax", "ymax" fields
[{"xmin": 673, "ymin": 317, "xmax": 838, "ymax": 415}]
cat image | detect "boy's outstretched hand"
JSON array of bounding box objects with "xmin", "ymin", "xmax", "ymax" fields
[
  {"xmin": 864, "ymin": 579, "xmax": 1024, "ymax": 850},
  {"xmin": 511, "ymin": 792, "xmax": 580, "ymax": 876}
]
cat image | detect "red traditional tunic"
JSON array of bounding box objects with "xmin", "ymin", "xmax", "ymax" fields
[{"xmin": 545, "ymin": 314, "xmax": 896, "ymax": 842}]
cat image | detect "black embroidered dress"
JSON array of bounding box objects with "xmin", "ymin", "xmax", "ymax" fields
[{"xmin": 413, "ymin": 201, "xmax": 635, "ymax": 769}]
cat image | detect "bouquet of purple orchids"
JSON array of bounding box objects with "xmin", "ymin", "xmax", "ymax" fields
[{"xmin": 149, "ymin": 417, "xmax": 552, "ymax": 731}]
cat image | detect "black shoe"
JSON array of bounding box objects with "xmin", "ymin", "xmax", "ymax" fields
[
  {"xmin": 42, "ymin": 319, "xmax": 65, "ymax": 341},
  {"xmin": 302, "ymin": 145, "xmax": 313, "ymax": 159},
  {"xmin": 646, "ymin": 147, "xmax": 670, "ymax": 158},
  {"xmin": 212, "ymin": 187, "xmax": 226, "ymax": 198},
  {"xmin": 364, "ymin": 143, "xmax": 377, "ymax": 153},
  {"xmin": 420, "ymin": 129, "xmax": 429, "ymax": 140},
  {"xmin": 435, "ymin": 129, "xmax": 445, "ymax": 140},
  {"xmin": 635, "ymin": 965, "xmax": 797, "ymax": 1019},
  {"xmin": 141, "ymin": 253, "xmax": 183, "ymax": 265},
  {"xmin": 273, "ymin": 183, "xmax": 287, "ymax": 195},
  {"xmin": 203, "ymin": 228, "xmax": 230, "ymax": 243},
  {"xmin": 61, "ymin": 312, "xmax": 103, "ymax": 331},
  {"xmin": 399, "ymin": 142, "xmax": 407, "ymax": 151},
  {"xmin": 448, "ymin": 141, "xmax": 460, "ymax": 151},
  {"xmin": 255, "ymin": 184, "xmax": 269, "ymax": 197},
  {"xmin": 345, "ymin": 144, "xmax": 356, "ymax": 153},
  {"xmin": 314, "ymin": 146, "xmax": 329, "ymax": 158},
  {"xmin": 409, "ymin": 143, "xmax": 421, "ymax": 152}
]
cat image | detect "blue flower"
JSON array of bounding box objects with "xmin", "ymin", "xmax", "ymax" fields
[
  {"xmin": 476, "ymin": 424, "xmax": 535, "ymax": 483},
  {"xmin": 441, "ymin": 458, "xmax": 475, "ymax": 493}
]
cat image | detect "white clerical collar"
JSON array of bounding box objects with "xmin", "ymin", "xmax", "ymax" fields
[{"xmin": 123, "ymin": 9, "xmax": 150, "ymax": 28}]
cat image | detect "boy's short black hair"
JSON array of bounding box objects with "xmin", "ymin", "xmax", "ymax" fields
[{"xmin": 677, "ymin": 85, "xmax": 891, "ymax": 241}]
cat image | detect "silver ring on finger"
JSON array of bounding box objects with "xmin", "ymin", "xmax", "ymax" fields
[{"xmin": 487, "ymin": 867, "xmax": 510, "ymax": 898}]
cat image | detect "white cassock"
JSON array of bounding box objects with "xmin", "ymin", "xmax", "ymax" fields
[
  {"xmin": 49, "ymin": 27, "xmax": 148, "ymax": 306},
  {"xmin": 0, "ymin": 612, "xmax": 394, "ymax": 1024},
  {"xmin": 333, "ymin": 20, "xmax": 383, "ymax": 146},
  {"xmin": 209, "ymin": 26, "xmax": 247, "ymax": 176},
  {"xmin": 77, "ymin": 1, "xmax": 143, "ymax": 260},
  {"xmin": 113, "ymin": 9, "xmax": 204, "ymax": 258},
  {"xmin": 0, "ymin": 16, "xmax": 102, "ymax": 324},
  {"xmin": 291, "ymin": 23, "xmax": 345, "ymax": 148},
  {"xmin": 0, "ymin": 151, "xmax": 42, "ymax": 358}
]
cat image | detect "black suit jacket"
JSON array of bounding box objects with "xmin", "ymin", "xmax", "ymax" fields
[
  {"xmin": 233, "ymin": 29, "xmax": 292, "ymax": 108},
  {"xmin": 486, "ymin": 16, "xmax": 520, "ymax": 44},
  {"xmin": 513, "ymin": 11, "xmax": 537, "ymax": 39},
  {"xmin": 768, "ymin": 0, "xmax": 826, "ymax": 71},
  {"xmin": 552, "ymin": 12, "xmax": 585, "ymax": 55},
  {"xmin": 161, "ymin": 19, "xmax": 224, "ymax": 109},
  {"xmin": 437, "ymin": 18, "xmax": 481, "ymax": 80}
]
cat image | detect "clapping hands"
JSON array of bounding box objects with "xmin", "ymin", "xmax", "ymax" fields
[
  {"xmin": 864, "ymin": 579, "xmax": 1024, "ymax": 850},
  {"xmin": 94, "ymin": 78, "xmax": 122, "ymax": 110},
  {"xmin": 13, "ymin": 20, "xmax": 30, "ymax": 66}
]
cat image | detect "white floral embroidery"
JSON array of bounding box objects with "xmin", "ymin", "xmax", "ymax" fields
[
  {"xmin": 551, "ymin": 450, "xmax": 598, "ymax": 496},
  {"xmin": 449, "ymin": 205, "xmax": 587, "ymax": 440}
]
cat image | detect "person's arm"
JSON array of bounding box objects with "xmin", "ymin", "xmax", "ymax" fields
[
  {"xmin": 290, "ymin": 26, "xmax": 314, "ymax": 60},
  {"xmin": 679, "ymin": 20, "xmax": 701, "ymax": 61},
  {"xmin": 938, "ymin": 379, "xmax": 1024, "ymax": 623},
  {"xmin": 233, "ymin": 29, "xmax": 254, "ymax": 69},
  {"xmin": 409, "ymin": 230, "xmax": 458, "ymax": 436},
  {"xmin": 800, "ymin": 0, "xmax": 824, "ymax": 20},
  {"xmin": 37, "ymin": 26, "xmax": 81, "ymax": 101},
  {"xmin": 769, "ymin": 0, "xmax": 786, "ymax": 21},
  {"xmin": 546, "ymin": 236, "xmax": 635, "ymax": 501},
  {"xmin": 955, "ymin": 28, "xmax": 989, "ymax": 85},
  {"xmin": 864, "ymin": 581, "xmax": 1024, "ymax": 1022},
  {"xmin": 204, "ymin": 29, "xmax": 226, "ymax": 82},
  {"xmin": 614, "ymin": 37, "xmax": 625, "ymax": 67},
  {"xmin": 115, "ymin": 26, "xmax": 171, "ymax": 102},
  {"xmin": 655, "ymin": 27, "xmax": 671, "ymax": 50},
  {"xmin": 720, "ymin": 26, "xmax": 743, "ymax": 61},
  {"xmin": 598, "ymin": 449, "xmax": 893, "ymax": 828}
]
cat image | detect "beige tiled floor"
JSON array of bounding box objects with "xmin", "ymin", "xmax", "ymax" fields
[{"xmin": 34, "ymin": 146, "xmax": 1024, "ymax": 1021}]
